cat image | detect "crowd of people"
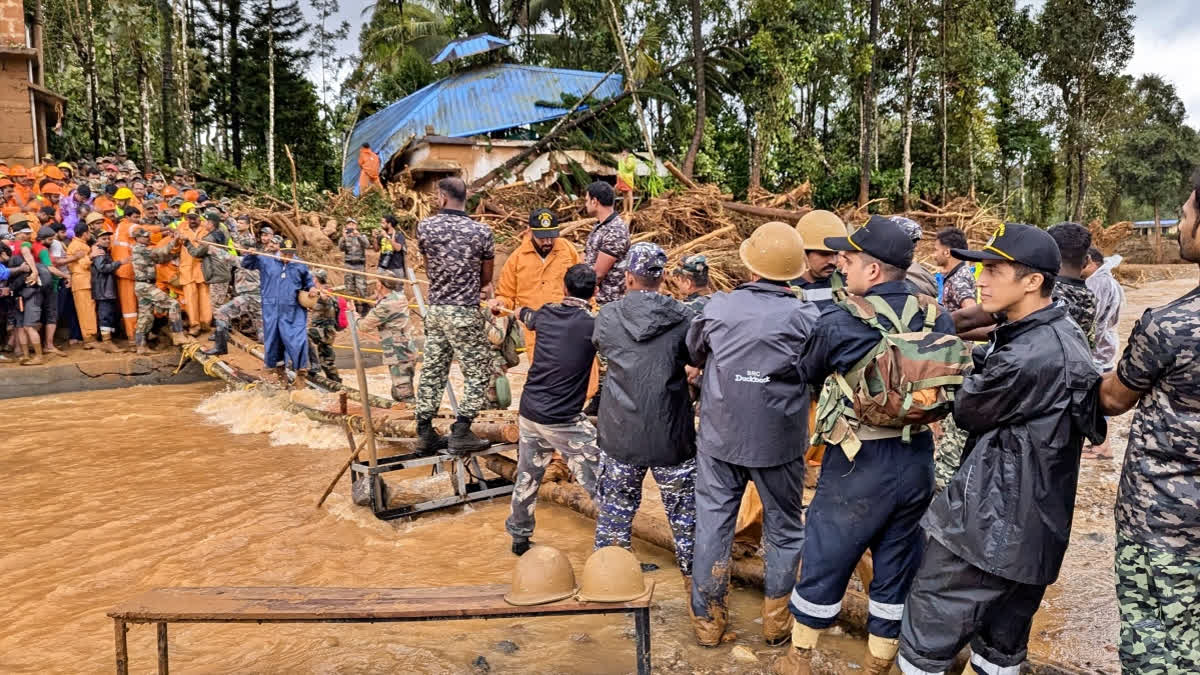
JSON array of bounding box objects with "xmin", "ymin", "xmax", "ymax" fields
[{"xmin": 5, "ymin": 156, "xmax": 1197, "ymax": 673}]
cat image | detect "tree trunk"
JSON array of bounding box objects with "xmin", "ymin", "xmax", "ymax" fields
[
  {"xmin": 267, "ymin": 0, "xmax": 276, "ymax": 185},
  {"xmin": 109, "ymin": 37, "xmax": 127, "ymax": 156},
  {"xmin": 137, "ymin": 53, "xmax": 152, "ymax": 168},
  {"xmin": 1153, "ymin": 201, "xmax": 1162, "ymax": 264},
  {"xmin": 902, "ymin": 5, "xmax": 915, "ymax": 211},
  {"xmin": 177, "ymin": 0, "xmax": 193, "ymax": 167},
  {"xmin": 1072, "ymin": 82, "xmax": 1087, "ymax": 222},
  {"xmin": 218, "ymin": 0, "xmax": 228, "ymax": 160},
  {"xmin": 968, "ymin": 126, "xmax": 976, "ymax": 200},
  {"xmin": 229, "ymin": 0, "xmax": 243, "ymax": 169},
  {"xmin": 939, "ymin": 0, "xmax": 948, "ymax": 204},
  {"xmin": 159, "ymin": 0, "xmax": 175, "ymax": 168},
  {"xmin": 605, "ymin": 0, "xmax": 655, "ymax": 165},
  {"xmin": 85, "ymin": 0, "xmax": 100, "ymax": 155},
  {"xmin": 748, "ymin": 117, "xmax": 762, "ymax": 191},
  {"xmin": 680, "ymin": 0, "xmax": 705, "ymax": 177}
]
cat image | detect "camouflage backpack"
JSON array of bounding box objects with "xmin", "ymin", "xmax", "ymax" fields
[{"xmin": 811, "ymin": 292, "xmax": 972, "ymax": 461}]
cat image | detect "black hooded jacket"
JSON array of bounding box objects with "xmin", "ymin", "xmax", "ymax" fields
[
  {"xmin": 923, "ymin": 302, "xmax": 1105, "ymax": 585},
  {"xmin": 593, "ymin": 290, "xmax": 696, "ymax": 467}
]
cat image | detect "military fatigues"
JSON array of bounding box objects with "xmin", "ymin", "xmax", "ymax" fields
[
  {"xmin": 415, "ymin": 209, "xmax": 495, "ymax": 420},
  {"xmin": 132, "ymin": 240, "xmax": 182, "ymax": 336},
  {"xmin": 339, "ymin": 232, "xmax": 371, "ymax": 314},
  {"xmin": 1114, "ymin": 286, "xmax": 1200, "ymax": 674},
  {"xmin": 506, "ymin": 414, "xmax": 601, "ymax": 540},
  {"xmin": 1052, "ymin": 276, "xmax": 1097, "ymax": 349},
  {"xmin": 931, "ymin": 262, "xmax": 977, "ymax": 492},
  {"xmin": 595, "ymin": 456, "xmax": 697, "ymax": 575},
  {"xmin": 359, "ymin": 289, "xmax": 416, "ymax": 403},
  {"xmin": 583, "ymin": 213, "xmax": 630, "ymax": 386},
  {"xmin": 307, "ymin": 294, "xmax": 341, "ymax": 382},
  {"xmin": 215, "ymin": 254, "xmax": 263, "ymax": 339}
]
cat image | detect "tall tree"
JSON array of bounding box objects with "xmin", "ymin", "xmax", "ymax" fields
[
  {"xmin": 159, "ymin": 0, "xmax": 176, "ymax": 167},
  {"xmin": 680, "ymin": 0, "xmax": 705, "ymax": 177},
  {"xmin": 858, "ymin": 0, "xmax": 879, "ymax": 206},
  {"xmin": 229, "ymin": 0, "xmax": 244, "ymax": 168},
  {"xmin": 267, "ymin": 0, "xmax": 275, "ymax": 184}
]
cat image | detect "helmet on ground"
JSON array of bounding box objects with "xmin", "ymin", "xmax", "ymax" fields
[
  {"xmin": 739, "ymin": 221, "xmax": 807, "ymax": 281},
  {"xmin": 503, "ymin": 545, "xmax": 578, "ymax": 606},
  {"xmin": 576, "ymin": 546, "xmax": 650, "ymax": 602},
  {"xmin": 794, "ymin": 210, "xmax": 846, "ymax": 253}
]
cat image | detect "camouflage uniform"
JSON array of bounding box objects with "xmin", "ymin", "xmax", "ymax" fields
[
  {"xmin": 941, "ymin": 262, "xmax": 976, "ymax": 312},
  {"xmin": 339, "ymin": 231, "xmax": 371, "ymax": 313},
  {"xmin": 583, "ymin": 213, "xmax": 631, "ymax": 306},
  {"xmin": 414, "ymin": 209, "xmax": 495, "ymax": 420},
  {"xmin": 1113, "ymin": 287, "xmax": 1200, "ymax": 674},
  {"xmin": 307, "ymin": 292, "xmax": 341, "ymax": 382},
  {"xmin": 358, "ymin": 288, "xmax": 416, "ymax": 403},
  {"xmin": 132, "ymin": 240, "xmax": 182, "ymax": 336},
  {"xmin": 934, "ymin": 414, "xmax": 967, "ymax": 492},
  {"xmin": 1052, "ymin": 276, "xmax": 1097, "ymax": 349},
  {"xmin": 505, "ymin": 414, "xmax": 601, "ymax": 541},
  {"xmin": 215, "ymin": 233, "xmax": 263, "ymax": 338},
  {"xmin": 594, "ymin": 453, "xmax": 696, "ymax": 575}
]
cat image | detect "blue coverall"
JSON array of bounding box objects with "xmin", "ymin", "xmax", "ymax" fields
[{"xmin": 241, "ymin": 253, "xmax": 313, "ymax": 371}]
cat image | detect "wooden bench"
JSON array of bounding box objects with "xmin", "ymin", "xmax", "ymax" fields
[{"xmin": 108, "ymin": 583, "xmax": 656, "ymax": 674}]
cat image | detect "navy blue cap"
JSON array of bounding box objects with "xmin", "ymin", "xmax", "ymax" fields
[
  {"xmin": 951, "ymin": 223, "xmax": 1061, "ymax": 277},
  {"xmin": 529, "ymin": 208, "xmax": 559, "ymax": 238},
  {"xmin": 824, "ymin": 214, "xmax": 914, "ymax": 269}
]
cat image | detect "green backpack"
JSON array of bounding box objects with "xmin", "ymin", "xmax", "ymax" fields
[{"xmin": 811, "ymin": 291, "xmax": 972, "ymax": 461}]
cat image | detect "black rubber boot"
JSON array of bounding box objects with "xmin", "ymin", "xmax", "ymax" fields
[
  {"xmin": 414, "ymin": 417, "xmax": 448, "ymax": 454},
  {"xmin": 203, "ymin": 321, "xmax": 229, "ymax": 356},
  {"xmin": 511, "ymin": 539, "xmax": 535, "ymax": 556},
  {"xmin": 447, "ymin": 418, "xmax": 490, "ymax": 455}
]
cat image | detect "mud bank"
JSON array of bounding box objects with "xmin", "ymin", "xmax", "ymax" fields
[{"xmin": 0, "ymin": 349, "xmax": 209, "ymax": 399}]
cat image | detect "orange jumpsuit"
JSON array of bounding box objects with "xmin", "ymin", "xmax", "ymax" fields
[
  {"xmin": 175, "ymin": 220, "xmax": 211, "ymax": 327},
  {"xmin": 494, "ymin": 234, "xmax": 581, "ymax": 363},
  {"xmin": 357, "ymin": 147, "xmax": 383, "ymax": 195},
  {"xmin": 67, "ymin": 237, "xmax": 97, "ymax": 341},
  {"xmin": 111, "ymin": 219, "xmax": 155, "ymax": 338}
]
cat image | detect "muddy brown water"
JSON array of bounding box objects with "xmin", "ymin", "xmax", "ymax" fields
[{"xmin": 1, "ymin": 274, "xmax": 1193, "ymax": 674}]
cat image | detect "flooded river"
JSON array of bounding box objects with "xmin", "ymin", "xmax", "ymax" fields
[{"xmin": 3, "ymin": 276, "xmax": 1193, "ymax": 673}]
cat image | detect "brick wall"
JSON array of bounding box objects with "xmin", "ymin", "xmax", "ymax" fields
[{"xmin": 0, "ymin": 0, "xmax": 23, "ymax": 46}]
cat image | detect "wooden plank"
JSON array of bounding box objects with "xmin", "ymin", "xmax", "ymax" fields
[
  {"xmin": 109, "ymin": 583, "xmax": 654, "ymax": 623},
  {"xmin": 114, "ymin": 619, "xmax": 128, "ymax": 675},
  {"xmin": 156, "ymin": 623, "xmax": 169, "ymax": 674}
]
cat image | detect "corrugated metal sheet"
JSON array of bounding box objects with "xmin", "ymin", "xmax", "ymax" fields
[
  {"xmin": 342, "ymin": 64, "xmax": 623, "ymax": 191},
  {"xmin": 430, "ymin": 33, "xmax": 513, "ymax": 65}
]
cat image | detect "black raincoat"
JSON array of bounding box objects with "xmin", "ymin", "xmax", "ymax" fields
[
  {"xmin": 593, "ymin": 290, "xmax": 696, "ymax": 467},
  {"xmin": 923, "ymin": 302, "xmax": 1105, "ymax": 585}
]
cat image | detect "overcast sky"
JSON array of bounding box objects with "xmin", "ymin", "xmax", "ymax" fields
[{"xmin": 310, "ymin": 1, "xmax": 1197, "ymax": 125}]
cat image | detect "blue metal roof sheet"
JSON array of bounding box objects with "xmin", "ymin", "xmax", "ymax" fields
[
  {"xmin": 342, "ymin": 64, "xmax": 623, "ymax": 192},
  {"xmin": 430, "ymin": 33, "xmax": 513, "ymax": 65}
]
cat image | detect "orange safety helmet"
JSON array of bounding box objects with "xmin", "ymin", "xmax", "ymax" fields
[
  {"xmin": 162, "ymin": 185, "xmax": 179, "ymax": 198},
  {"xmin": 2, "ymin": 205, "xmax": 19, "ymax": 219},
  {"xmin": 0, "ymin": 179, "xmax": 12, "ymax": 188},
  {"xmin": 183, "ymin": 189, "xmax": 199, "ymax": 203},
  {"xmin": 40, "ymin": 183, "xmax": 62, "ymax": 196},
  {"xmin": 42, "ymin": 165, "xmax": 64, "ymax": 180},
  {"xmin": 9, "ymin": 165, "xmax": 28, "ymax": 178},
  {"xmin": 95, "ymin": 196, "xmax": 116, "ymax": 212}
]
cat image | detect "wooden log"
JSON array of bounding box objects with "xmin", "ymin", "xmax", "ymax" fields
[
  {"xmin": 668, "ymin": 224, "xmax": 736, "ymax": 257},
  {"xmin": 720, "ymin": 201, "xmax": 811, "ymax": 222},
  {"xmin": 378, "ymin": 419, "xmax": 518, "ymax": 443},
  {"xmin": 557, "ymin": 217, "xmax": 597, "ymax": 237},
  {"xmin": 663, "ymin": 160, "xmax": 699, "ymax": 190},
  {"xmin": 305, "ymin": 370, "xmax": 399, "ymax": 411}
]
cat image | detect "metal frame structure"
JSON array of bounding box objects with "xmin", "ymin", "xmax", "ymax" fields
[{"xmin": 350, "ymin": 442, "xmax": 517, "ymax": 520}]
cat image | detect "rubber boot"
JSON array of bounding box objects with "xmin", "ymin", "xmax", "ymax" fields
[
  {"xmin": 414, "ymin": 417, "xmax": 448, "ymax": 454},
  {"xmin": 135, "ymin": 334, "xmax": 150, "ymax": 356},
  {"xmin": 862, "ymin": 634, "xmax": 899, "ymax": 675},
  {"xmin": 97, "ymin": 333, "xmax": 120, "ymax": 353},
  {"xmin": 762, "ymin": 594, "xmax": 795, "ymax": 647},
  {"xmin": 448, "ymin": 418, "xmax": 491, "ymax": 455},
  {"xmin": 390, "ymin": 386, "xmax": 412, "ymax": 407},
  {"xmin": 511, "ymin": 538, "xmax": 534, "ymax": 556},
  {"xmin": 203, "ymin": 322, "xmax": 229, "ymax": 356},
  {"xmin": 770, "ymin": 624, "xmax": 821, "ymax": 675},
  {"xmin": 82, "ymin": 336, "xmax": 96, "ymax": 350},
  {"xmin": 188, "ymin": 322, "xmax": 202, "ymax": 337},
  {"xmin": 691, "ymin": 601, "xmax": 728, "ymax": 648},
  {"xmin": 170, "ymin": 320, "xmax": 194, "ymax": 346},
  {"xmin": 293, "ymin": 369, "xmax": 308, "ymax": 389},
  {"xmin": 20, "ymin": 341, "xmax": 43, "ymax": 366}
]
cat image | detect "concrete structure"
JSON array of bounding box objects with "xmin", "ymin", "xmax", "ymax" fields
[
  {"xmin": 0, "ymin": 0, "xmax": 65, "ymax": 166},
  {"xmin": 0, "ymin": 352, "xmax": 209, "ymax": 400},
  {"xmin": 1133, "ymin": 219, "xmax": 1179, "ymax": 237}
]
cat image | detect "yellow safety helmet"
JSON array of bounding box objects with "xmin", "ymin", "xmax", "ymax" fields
[
  {"xmin": 179, "ymin": 201, "xmax": 195, "ymax": 214},
  {"xmin": 114, "ymin": 187, "xmax": 134, "ymax": 200},
  {"xmin": 56, "ymin": 161, "xmax": 72, "ymax": 170}
]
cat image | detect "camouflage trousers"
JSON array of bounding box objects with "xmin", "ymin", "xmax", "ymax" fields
[
  {"xmin": 382, "ymin": 332, "xmax": 416, "ymax": 403},
  {"xmin": 416, "ymin": 305, "xmax": 491, "ymax": 419},
  {"xmin": 934, "ymin": 415, "xmax": 968, "ymax": 493},
  {"xmin": 307, "ymin": 323, "xmax": 339, "ymax": 380},
  {"xmin": 1116, "ymin": 534, "xmax": 1200, "ymax": 674},
  {"xmin": 209, "ymin": 281, "xmax": 230, "ymax": 309},
  {"xmin": 215, "ymin": 293, "xmax": 263, "ymax": 339},
  {"xmin": 594, "ymin": 452, "xmax": 696, "ymax": 576},
  {"xmin": 344, "ymin": 263, "xmax": 370, "ymax": 312},
  {"xmin": 505, "ymin": 414, "xmax": 600, "ymax": 541},
  {"xmin": 483, "ymin": 350, "xmax": 510, "ymax": 409},
  {"xmin": 134, "ymin": 281, "xmax": 181, "ymax": 335}
]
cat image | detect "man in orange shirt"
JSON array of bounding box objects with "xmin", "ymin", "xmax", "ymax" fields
[
  {"xmin": 66, "ymin": 222, "xmax": 99, "ymax": 348},
  {"xmin": 357, "ymin": 143, "xmax": 383, "ymax": 195},
  {"xmin": 111, "ymin": 211, "xmax": 146, "ymax": 340},
  {"xmin": 176, "ymin": 208, "xmax": 212, "ymax": 335},
  {"xmin": 487, "ymin": 208, "xmax": 581, "ymax": 362},
  {"xmin": 9, "ymin": 166, "xmax": 33, "ymax": 207}
]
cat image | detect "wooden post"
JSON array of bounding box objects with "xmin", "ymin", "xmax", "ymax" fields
[
  {"xmin": 156, "ymin": 622, "xmax": 168, "ymax": 674},
  {"xmin": 346, "ymin": 307, "xmax": 380, "ymax": 509},
  {"xmin": 634, "ymin": 607, "xmax": 651, "ymax": 675},
  {"xmin": 114, "ymin": 619, "xmax": 128, "ymax": 675}
]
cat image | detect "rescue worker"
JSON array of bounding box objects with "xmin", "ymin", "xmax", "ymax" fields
[
  {"xmin": 66, "ymin": 222, "xmax": 98, "ymax": 349},
  {"xmin": 357, "ymin": 270, "xmax": 417, "ymax": 405},
  {"xmin": 130, "ymin": 226, "xmax": 190, "ymax": 354},
  {"xmin": 932, "ymin": 227, "xmax": 976, "ymax": 311},
  {"xmin": 182, "ymin": 210, "xmax": 236, "ymax": 308},
  {"xmin": 687, "ymin": 222, "xmax": 818, "ymax": 647},
  {"xmin": 177, "ymin": 206, "xmax": 213, "ymax": 336},
  {"xmin": 1081, "ymin": 247, "xmax": 1123, "ymax": 460},
  {"xmin": 357, "ymin": 143, "xmax": 384, "ymax": 195},
  {"xmin": 338, "ymin": 217, "xmax": 371, "ymax": 315},
  {"xmin": 582, "ymin": 181, "xmax": 631, "ymax": 415},
  {"xmin": 89, "ymin": 229, "xmax": 123, "ymax": 352},
  {"xmin": 506, "ymin": 264, "xmax": 602, "ymax": 556},
  {"xmin": 776, "ymin": 215, "xmax": 956, "ymax": 675},
  {"xmin": 898, "ymin": 224, "xmax": 1104, "ymax": 675},
  {"xmin": 1047, "ymin": 222, "xmax": 1098, "ymax": 349},
  {"xmin": 241, "ymin": 237, "xmax": 316, "ymax": 387},
  {"xmin": 489, "ymin": 208, "xmax": 581, "ymax": 361},
  {"xmin": 592, "ymin": 243, "xmax": 696, "ymax": 580},
  {"xmin": 306, "ymin": 268, "xmax": 342, "ymax": 383},
  {"xmin": 413, "ymin": 177, "xmax": 495, "ymax": 455},
  {"xmin": 376, "ymin": 214, "xmax": 408, "ymax": 276},
  {"xmin": 789, "ymin": 210, "xmax": 846, "ymax": 308},
  {"xmin": 206, "ymin": 229, "xmax": 264, "ymax": 355},
  {"xmin": 111, "ymin": 205, "xmax": 141, "ymax": 341},
  {"xmin": 1098, "ymin": 176, "xmax": 1200, "ymax": 674},
  {"xmin": 672, "ymin": 254, "xmax": 711, "ymax": 313},
  {"xmin": 892, "ymin": 216, "xmax": 938, "ymax": 297}
]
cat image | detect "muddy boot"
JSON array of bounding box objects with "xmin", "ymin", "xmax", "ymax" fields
[
  {"xmin": 97, "ymin": 333, "xmax": 120, "ymax": 353},
  {"xmin": 203, "ymin": 322, "xmax": 229, "ymax": 356},
  {"xmin": 20, "ymin": 342, "xmax": 44, "ymax": 366},
  {"xmin": 763, "ymin": 594, "xmax": 795, "ymax": 647},
  {"xmin": 511, "ymin": 538, "xmax": 535, "ymax": 556},
  {"xmin": 82, "ymin": 336, "xmax": 97, "ymax": 350},
  {"xmin": 447, "ymin": 418, "xmax": 490, "ymax": 455},
  {"xmin": 691, "ymin": 602, "xmax": 728, "ymax": 648},
  {"xmin": 188, "ymin": 323, "xmax": 202, "ymax": 337},
  {"xmin": 293, "ymin": 369, "xmax": 308, "ymax": 389},
  {"xmin": 390, "ymin": 386, "xmax": 412, "ymax": 407},
  {"xmin": 414, "ymin": 417, "xmax": 448, "ymax": 454},
  {"xmin": 134, "ymin": 334, "xmax": 150, "ymax": 356},
  {"xmin": 770, "ymin": 624, "xmax": 821, "ymax": 675}
]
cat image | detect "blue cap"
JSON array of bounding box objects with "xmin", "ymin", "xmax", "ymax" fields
[{"xmin": 626, "ymin": 242, "xmax": 668, "ymax": 279}]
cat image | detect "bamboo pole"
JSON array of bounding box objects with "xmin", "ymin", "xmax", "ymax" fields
[
  {"xmin": 346, "ymin": 306, "xmax": 380, "ymax": 509},
  {"xmin": 316, "ymin": 427, "xmax": 363, "ymax": 508},
  {"xmin": 197, "ymin": 239, "xmax": 426, "ymax": 286}
]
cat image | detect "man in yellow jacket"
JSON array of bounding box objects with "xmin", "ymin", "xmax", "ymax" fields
[{"xmin": 488, "ymin": 208, "xmax": 580, "ymax": 362}]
